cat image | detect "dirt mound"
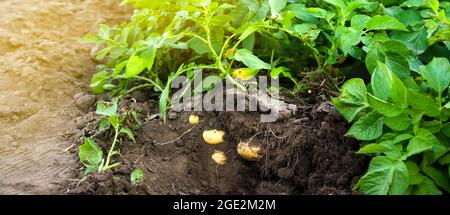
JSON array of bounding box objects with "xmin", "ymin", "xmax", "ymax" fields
[
  {"xmin": 66, "ymin": 95, "xmax": 367, "ymax": 195},
  {"xmin": 0, "ymin": 0, "xmax": 131, "ymax": 194}
]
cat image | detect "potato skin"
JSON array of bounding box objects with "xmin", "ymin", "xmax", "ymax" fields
[
  {"xmin": 237, "ymin": 142, "xmax": 262, "ymax": 161},
  {"xmin": 189, "ymin": 115, "xmax": 200, "ymax": 125},
  {"xmin": 211, "ymin": 150, "xmax": 227, "ymax": 165},
  {"xmin": 203, "ymin": 129, "xmax": 225, "ymax": 145}
]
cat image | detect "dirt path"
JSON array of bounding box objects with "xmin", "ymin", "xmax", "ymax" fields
[{"xmin": 0, "ymin": 0, "xmax": 130, "ymax": 194}]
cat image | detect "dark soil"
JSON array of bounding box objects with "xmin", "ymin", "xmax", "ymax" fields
[{"xmin": 64, "ymin": 93, "xmax": 368, "ymax": 195}]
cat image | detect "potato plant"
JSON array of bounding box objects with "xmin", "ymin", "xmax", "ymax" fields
[{"xmin": 81, "ymin": 0, "xmax": 450, "ymax": 194}]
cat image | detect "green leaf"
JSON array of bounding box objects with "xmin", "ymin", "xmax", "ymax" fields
[
  {"xmin": 120, "ymin": 127, "xmax": 136, "ymax": 143},
  {"xmin": 391, "ymin": 26, "xmax": 428, "ymax": 55},
  {"xmin": 269, "ymin": 0, "xmax": 287, "ymax": 15},
  {"xmin": 159, "ymin": 65, "xmax": 185, "ymax": 123},
  {"xmin": 384, "ymin": 115, "xmax": 411, "ymax": 131},
  {"xmin": 422, "ymin": 166, "xmax": 450, "ymax": 193},
  {"xmin": 419, "ymin": 58, "xmax": 450, "ymax": 96},
  {"xmin": 370, "ymin": 63, "xmax": 393, "ymax": 101},
  {"xmin": 365, "ymin": 42, "xmax": 410, "ymax": 79},
  {"xmin": 285, "ymin": 4, "xmax": 318, "ymax": 23},
  {"xmin": 357, "ymin": 143, "xmax": 394, "ymax": 155},
  {"xmin": 332, "ymin": 78, "xmax": 369, "ymax": 122},
  {"xmin": 405, "ymin": 161, "xmax": 423, "ymax": 185},
  {"xmin": 390, "ymin": 133, "xmax": 414, "ymax": 144},
  {"xmin": 351, "ymin": 14, "xmax": 371, "ymax": 31},
  {"xmin": 90, "ymin": 70, "xmax": 110, "ymax": 94},
  {"xmin": 407, "ymin": 129, "xmax": 437, "ymax": 157},
  {"xmin": 193, "ymin": 75, "xmax": 222, "ymax": 93},
  {"xmin": 441, "ymin": 123, "xmax": 450, "ymax": 138},
  {"xmin": 323, "ymin": 0, "xmax": 347, "ymax": 10},
  {"xmin": 346, "ymin": 111, "xmax": 384, "ymax": 141},
  {"xmin": 368, "ymin": 94, "xmax": 404, "ymax": 117},
  {"xmin": 98, "ymin": 117, "xmax": 111, "ymax": 131},
  {"xmin": 125, "ymin": 45, "xmax": 157, "ymax": 78},
  {"xmin": 356, "ymin": 156, "xmax": 409, "ymax": 195},
  {"xmin": 130, "ymin": 168, "xmax": 144, "ymax": 186},
  {"xmin": 438, "ymin": 154, "xmax": 450, "ymax": 165},
  {"xmin": 407, "ymin": 56, "xmax": 424, "ymax": 72},
  {"xmin": 79, "ymin": 138, "xmax": 103, "ymax": 169},
  {"xmin": 339, "ymin": 27, "xmax": 362, "ymax": 55},
  {"xmin": 99, "ymin": 24, "xmax": 110, "ymax": 40},
  {"xmin": 269, "ymin": 67, "xmax": 285, "ymax": 79},
  {"xmin": 114, "ymin": 60, "xmax": 128, "ymax": 75},
  {"xmin": 383, "ymin": 52, "xmax": 410, "ymax": 80},
  {"xmin": 242, "ymin": 32, "xmax": 255, "ymax": 51},
  {"xmin": 96, "ymin": 99, "xmax": 118, "ymax": 117},
  {"xmin": 411, "ymin": 175, "xmax": 443, "ymax": 195},
  {"xmin": 109, "ymin": 115, "xmax": 119, "ymax": 130},
  {"xmin": 366, "ymin": 15, "xmax": 408, "ymax": 32},
  {"xmin": 234, "ymin": 49, "xmax": 271, "ymax": 69},
  {"xmin": 188, "ymin": 37, "xmax": 210, "ymax": 55},
  {"xmin": 371, "ymin": 62, "xmax": 407, "ymax": 107},
  {"xmin": 347, "ymin": 0, "xmax": 372, "ymax": 15},
  {"xmin": 421, "ymin": 120, "xmax": 442, "ymax": 134},
  {"xmin": 96, "ymin": 47, "xmax": 111, "ymax": 61},
  {"xmin": 384, "ymin": 6, "xmax": 422, "ymax": 26},
  {"xmin": 407, "ymin": 89, "xmax": 440, "ymax": 117},
  {"xmin": 400, "ymin": 0, "xmax": 430, "ymax": 8}
]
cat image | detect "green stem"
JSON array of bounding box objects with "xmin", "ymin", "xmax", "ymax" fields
[
  {"xmin": 102, "ymin": 162, "xmax": 121, "ymax": 171},
  {"xmin": 116, "ymin": 75, "xmax": 163, "ymax": 92},
  {"xmin": 226, "ymin": 74, "xmax": 247, "ymax": 92},
  {"xmin": 103, "ymin": 127, "xmax": 119, "ymax": 171},
  {"xmin": 126, "ymin": 83, "xmax": 153, "ymax": 95}
]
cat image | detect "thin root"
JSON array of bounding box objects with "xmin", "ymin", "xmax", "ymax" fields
[{"xmin": 156, "ymin": 124, "xmax": 198, "ymax": 146}]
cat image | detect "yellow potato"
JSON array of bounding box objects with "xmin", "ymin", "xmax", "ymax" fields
[
  {"xmin": 211, "ymin": 150, "xmax": 227, "ymax": 165},
  {"xmin": 203, "ymin": 129, "xmax": 225, "ymax": 145},
  {"xmin": 189, "ymin": 114, "xmax": 200, "ymax": 125},
  {"xmin": 237, "ymin": 141, "xmax": 262, "ymax": 161}
]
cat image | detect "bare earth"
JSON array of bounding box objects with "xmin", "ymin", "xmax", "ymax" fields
[{"xmin": 0, "ymin": 0, "xmax": 130, "ymax": 194}]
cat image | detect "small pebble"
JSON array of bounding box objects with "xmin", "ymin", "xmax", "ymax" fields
[
  {"xmin": 191, "ymin": 154, "xmax": 199, "ymax": 162},
  {"xmin": 75, "ymin": 94, "xmax": 96, "ymax": 112},
  {"xmin": 193, "ymin": 189, "xmax": 201, "ymax": 195},
  {"xmin": 168, "ymin": 111, "xmax": 178, "ymax": 120}
]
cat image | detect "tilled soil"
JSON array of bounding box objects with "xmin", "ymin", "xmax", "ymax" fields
[
  {"xmin": 66, "ymin": 95, "xmax": 368, "ymax": 195},
  {"xmin": 0, "ymin": 0, "xmax": 131, "ymax": 194}
]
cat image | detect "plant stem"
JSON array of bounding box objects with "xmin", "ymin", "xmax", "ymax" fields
[
  {"xmin": 226, "ymin": 74, "xmax": 247, "ymax": 92},
  {"xmin": 126, "ymin": 83, "xmax": 153, "ymax": 95},
  {"xmin": 103, "ymin": 127, "xmax": 119, "ymax": 171},
  {"xmin": 102, "ymin": 162, "xmax": 121, "ymax": 171}
]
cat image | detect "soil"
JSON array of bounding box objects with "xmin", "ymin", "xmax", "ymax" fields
[
  {"xmin": 0, "ymin": 0, "xmax": 131, "ymax": 194},
  {"xmin": 66, "ymin": 94, "xmax": 368, "ymax": 195}
]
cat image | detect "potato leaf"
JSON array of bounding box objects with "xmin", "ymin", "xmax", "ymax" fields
[
  {"xmin": 346, "ymin": 111, "xmax": 384, "ymax": 141},
  {"xmin": 96, "ymin": 99, "xmax": 118, "ymax": 117},
  {"xmin": 269, "ymin": 0, "xmax": 287, "ymax": 16},
  {"xmin": 79, "ymin": 138, "xmax": 103, "ymax": 174},
  {"xmin": 356, "ymin": 156, "xmax": 409, "ymax": 195},
  {"xmin": 130, "ymin": 168, "xmax": 145, "ymax": 186},
  {"xmin": 419, "ymin": 58, "xmax": 450, "ymax": 96},
  {"xmin": 332, "ymin": 78, "xmax": 369, "ymax": 122},
  {"xmin": 234, "ymin": 49, "xmax": 271, "ymax": 69},
  {"xmin": 407, "ymin": 129, "xmax": 437, "ymax": 157},
  {"xmin": 120, "ymin": 127, "xmax": 136, "ymax": 143},
  {"xmin": 125, "ymin": 45, "xmax": 157, "ymax": 78},
  {"xmin": 366, "ymin": 15, "xmax": 408, "ymax": 31}
]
